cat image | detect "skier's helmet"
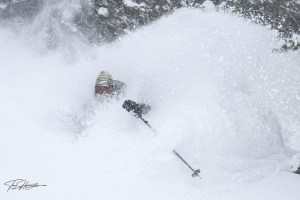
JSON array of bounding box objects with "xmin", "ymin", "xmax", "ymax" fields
[{"xmin": 95, "ymin": 71, "xmax": 114, "ymax": 94}]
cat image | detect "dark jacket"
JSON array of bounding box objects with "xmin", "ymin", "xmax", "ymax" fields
[{"xmin": 95, "ymin": 80, "xmax": 126, "ymax": 101}]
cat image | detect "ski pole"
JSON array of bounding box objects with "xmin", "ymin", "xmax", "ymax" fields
[
  {"xmin": 139, "ymin": 116, "xmax": 156, "ymax": 135},
  {"xmin": 173, "ymin": 150, "xmax": 201, "ymax": 179}
]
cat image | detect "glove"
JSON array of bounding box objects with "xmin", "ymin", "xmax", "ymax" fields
[{"xmin": 122, "ymin": 100, "xmax": 151, "ymax": 117}]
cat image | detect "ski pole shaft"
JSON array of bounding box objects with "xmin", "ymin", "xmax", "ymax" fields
[
  {"xmin": 140, "ymin": 116, "xmax": 156, "ymax": 134},
  {"xmin": 173, "ymin": 150, "xmax": 195, "ymax": 172},
  {"xmin": 173, "ymin": 150, "xmax": 201, "ymax": 178}
]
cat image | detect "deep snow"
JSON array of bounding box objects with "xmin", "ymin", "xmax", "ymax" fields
[{"xmin": 0, "ymin": 4, "xmax": 300, "ymax": 200}]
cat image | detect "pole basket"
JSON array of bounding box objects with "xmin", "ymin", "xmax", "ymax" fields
[{"xmin": 192, "ymin": 169, "xmax": 201, "ymax": 178}]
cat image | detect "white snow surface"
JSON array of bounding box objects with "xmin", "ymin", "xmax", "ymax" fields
[
  {"xmin": 201, "ymin": 0, "xmax": 216, "ymax": 11},
  {"xmin": 0, "ymin": 6, "xmax": 300, "ymax": 200},
  {"xmin": 0, "ymin": 3, "xmax": 7, "ymax": 9},
  {"xmin": 97, "ymin": 7, "xmax": 109, "ymax": 16},
  {"xmin": 123, "ymin": 0, "xmax": 145, "ymax": 8}
]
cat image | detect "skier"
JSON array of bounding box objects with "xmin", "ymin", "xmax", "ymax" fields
[
  {"xmin": 95, "ymin": 71, "xmax": 151, "ymax": 116},
  {"xmin": 94, "ymin": 71, "xmax": 126, "ymax": 100}
]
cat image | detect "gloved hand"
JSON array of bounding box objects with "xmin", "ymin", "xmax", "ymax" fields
[{"xmin": 122, "ymin": 100, "xmax": 151, "ymax": 117}]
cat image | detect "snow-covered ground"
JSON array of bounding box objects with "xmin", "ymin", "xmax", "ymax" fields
[{"xmin": 0, "ymin": 4, "xmax": 300, "ymax": 200}]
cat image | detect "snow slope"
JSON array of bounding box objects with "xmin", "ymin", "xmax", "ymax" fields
[{"xmin": 0, "ymin": 4, "xmax": 300, "ymax": 200}]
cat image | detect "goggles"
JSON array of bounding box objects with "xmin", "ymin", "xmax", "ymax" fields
[{"xmin": 95, "ymin": 85, "xmax": 113, "ymax": 94}]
